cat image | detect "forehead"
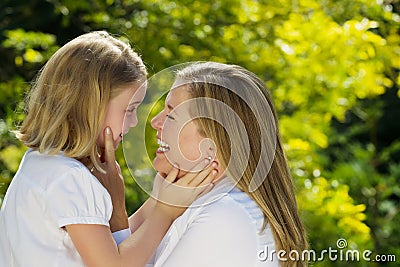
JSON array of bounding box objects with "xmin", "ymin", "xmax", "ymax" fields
[
  {"xmin": 165, "ymin": 85, "xmax": 190, "ymax": 106},
  {"xmin": 109, "ymin": 81, "xmax": 146, "ymax": 108},
  {"xmin": 132, "ymin": 81, "xmax": 147, "ymax": 100},
  {"xmin": 124, "ymin": 81, "xmax": 146, "ymax": 104}
]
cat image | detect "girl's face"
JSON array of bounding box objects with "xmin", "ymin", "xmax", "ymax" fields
[
  {"xmin": 151, "ymin": 85, "xmax": 211, "ymax": 178},
  {"xmin": 98, "ymin": 82, "xmax": 146, "ymax": 149}
]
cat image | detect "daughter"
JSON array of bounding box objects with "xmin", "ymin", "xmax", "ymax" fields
[{"xmin": 0, "ymin": 31, "xmax": 215, "ymax": 267}]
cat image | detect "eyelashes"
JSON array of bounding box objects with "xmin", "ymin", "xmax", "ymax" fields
[
  {"xmin": 126, "ymin": 107, "xmax": 136, "ymax": 113},
  {"xmin": 166, "ymin": 114, "xmax": 175, "ymax": 120}
]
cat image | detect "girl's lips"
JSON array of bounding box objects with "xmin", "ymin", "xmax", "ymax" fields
[{"xmin": 117, "ymin": 131, "xmax": 129, "ymax": 146}]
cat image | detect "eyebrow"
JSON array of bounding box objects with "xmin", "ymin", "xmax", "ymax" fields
[{"xmin": 167, "ymin": 103, "xmax": 179, "ymax": 115}]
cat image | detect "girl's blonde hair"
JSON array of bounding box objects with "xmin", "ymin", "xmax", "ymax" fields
[
  {"xmin": 16, "ymin": 31, "xmax": 147, "ymax": 170},
  {"xmin": 177, "ymin": 62, "xmax": 308, "ymax": 267}
]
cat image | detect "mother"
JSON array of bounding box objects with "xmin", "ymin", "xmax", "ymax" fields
[{"xmin": 116, "ymin": 62, "xmax": 308, "ymax": 266}]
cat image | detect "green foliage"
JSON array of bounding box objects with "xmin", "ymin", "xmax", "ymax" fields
[
  {"xmin": 326, "ymin": 93, "xmax": 400, "ymax": 262},
  {"xmin": 0, "ymin": 26, "xmax": 59, "ymax": 203},
  {"xmin": 3, "ymin": 29, "xmax": 57, "ymax": 63},
  {"xmin": 0, "ymin": 0, "xmax": 399, "ymax": 266}
]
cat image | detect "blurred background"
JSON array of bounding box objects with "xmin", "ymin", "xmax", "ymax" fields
[{"xmin": 0, "ymin": 0, "xmax": 399, "ymax": 266}]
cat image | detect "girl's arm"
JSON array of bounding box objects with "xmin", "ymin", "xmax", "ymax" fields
[
  {"xmin": 65, "ymin": 200, "xmax": 184, "ymax": 266},
  {"xmin": 65, "ymin": 191, "xmax": 188, "ymax": 267},
  {"xmin": 128, "ymin": 197, "xmax": 156, "ymax": 233}
]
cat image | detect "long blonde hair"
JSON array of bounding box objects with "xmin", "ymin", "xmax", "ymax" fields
[
  {"xmin": 16, "ymin": 31, "xmax": 147, "ymax": 171},
  {"xmin": 177, "ymin": 62, "xmax": 308, "ymax": 266}
]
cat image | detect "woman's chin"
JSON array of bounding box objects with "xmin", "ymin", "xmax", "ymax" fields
[
  {"xmin": 153, "ymin": 159, "xmax": 173, "ymax": 177},
  {"xmin": 159, "ymin": 172, "xmax": 167, "ymax": 178}
]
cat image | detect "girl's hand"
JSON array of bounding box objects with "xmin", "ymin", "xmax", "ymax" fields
[
  {"xmin": 152, "ymin": 160, "xmax": 218, "ymax": 220},
  {"xmin": 82, "ymin": 127, "xmax": 128, "ymax": 232}
]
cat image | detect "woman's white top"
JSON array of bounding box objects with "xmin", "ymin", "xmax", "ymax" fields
[
  {"xmin": 146, "ymin": 177, "xmax": 279, "ymax": 267},
  {"xmin": 0, "ymin": 149, "xmax": 113, "ymax": 267}
]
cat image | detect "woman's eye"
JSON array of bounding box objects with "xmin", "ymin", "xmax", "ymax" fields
[{"xmin": 126, "ymin": 108, "xmax": 136, "ymax": 113}]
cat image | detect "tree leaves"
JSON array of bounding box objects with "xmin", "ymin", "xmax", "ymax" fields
[{"xmin": 0, "ymin": 0, "xmax": 399, "ymax": 265}]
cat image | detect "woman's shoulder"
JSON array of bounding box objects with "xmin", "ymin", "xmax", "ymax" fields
[
  {"xmin": 196, "ymin": 178, "xmax": 264, "ymax": 222},
  {"xmin": 208, "ymin": 187, "xmax": 264, "ymax": 225},
  {"xmin": 188, "ymin": 185, "xmax": 262, "ymax": 229},
  {"xmin": 227, "ymin": 187, "xmax": 265, "ymax": 222}
]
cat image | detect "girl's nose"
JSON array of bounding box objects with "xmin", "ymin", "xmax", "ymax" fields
[{"xmin": 126, "ymin": 113, "xmax": 138, "ymax": 129}]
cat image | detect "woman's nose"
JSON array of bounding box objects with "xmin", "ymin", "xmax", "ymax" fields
[{"xmin": 151, "ymin": 112, "xmax": 163, "ymax": 130}]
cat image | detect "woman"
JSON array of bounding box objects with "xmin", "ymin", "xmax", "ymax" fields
[{"xmin": 114, "ymin": 61, "xmax": 308, "ymax": 266}]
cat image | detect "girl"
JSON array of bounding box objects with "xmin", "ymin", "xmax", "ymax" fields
[{"xmin": 0, "ymin": 32, "xmax": 216, "ymax": 267}]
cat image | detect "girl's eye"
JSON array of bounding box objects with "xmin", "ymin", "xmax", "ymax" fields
[
  {"xmin": 126, "ymin": 108, "xmax": 136, "ymax": 113},
  {"xmin": 166, "ymin": 114, "xmax": 175, "ymax": 120}
]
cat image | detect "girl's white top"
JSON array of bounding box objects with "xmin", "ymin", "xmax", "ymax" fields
[
  {"xmin": 0, "ymin": 149, "xmax": 112, "ymax": 267},
  {"xmin": 147, "ymin": 177, "xmax": 279, "ymax": 267}
]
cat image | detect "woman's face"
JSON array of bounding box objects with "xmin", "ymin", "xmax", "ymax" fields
[
  {"xmin": 151, "ymin": 85, "xmax": 210, "ymax": 178},
  {"xmin": 98, "ymin": 81, "xmax": 146, "ymax": 149}
]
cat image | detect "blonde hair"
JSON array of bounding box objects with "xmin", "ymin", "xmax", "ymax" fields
[
  {"xmin": 16, "ymin": 31, "xmax": 147, "ymax": 171},
  {"xmin": 177, "ymin": 62, "xmax": 308, "ymax": 266}
]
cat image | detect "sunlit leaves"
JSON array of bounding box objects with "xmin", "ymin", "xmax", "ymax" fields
[
  {"xmin": 298, "ymin": 176, "xmax": 372, "ymax": 254},
  {"xmin": 0, "ymin": 145, "xmax": 26, "ymax": 173},
  {"xmin": 3, "ymin": 29, "xmax": 56, "ymax": 50},
  {"xmin": 2, "ymin": 29, "xmax": 57, "ymax": 66}
]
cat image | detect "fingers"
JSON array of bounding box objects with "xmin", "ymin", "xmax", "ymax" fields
[
  {"xmin": 115, "ymin": 161, "xmax": 122, "ymax": 175},
  {"xmin": 154, "ymin": 158, "xmax": 219, "ymax": 208},
  {"xmin": 165, "ymin": 164, "xmax": 179, "ymax": 183},
  {"xmin": 103, "ymin": 127, "xmax": 116, "ymax": 167},
  {"xmin": 187, "ymin": 162, "xmax": 218, "ymax": 187},
  {"xmin": 176, "ymin": 159, "xmax": 218, "ymax": 187},
  {"xmin": 175, "ymin": 158, "xmax": 214, "ymax": 186}
]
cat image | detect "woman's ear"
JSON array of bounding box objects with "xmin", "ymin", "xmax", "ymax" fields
[
  {"xmin": 210, "ymin": 157, "xmax": 226, "ymax": 183},
  {"xmin": 199, "ymin": 137, "xmax": 217, "ymax": 162},
  {"xmin": 199, "ymin": 138, "xmax": 226, "ymax": 182}
]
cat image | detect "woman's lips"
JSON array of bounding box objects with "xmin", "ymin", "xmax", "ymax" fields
[{"xmin": 156, "ymin": 139, "xmax": 170, "ymax": 153}]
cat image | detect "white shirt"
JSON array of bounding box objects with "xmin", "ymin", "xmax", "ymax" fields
[
  {"xmin": 147, "ymin": 177, "xmax": 279, "ymax": 267},
  {"xmin": 0, "ymin": 149, "xmax": 113, "ymax": 267}
]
